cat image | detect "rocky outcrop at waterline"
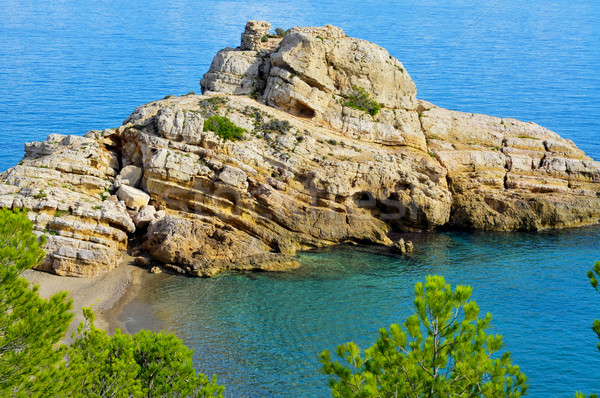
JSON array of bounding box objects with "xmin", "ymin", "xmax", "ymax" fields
[{"xmin": 2, "ymin": 21, "xmax": 599, "ymax": 277}]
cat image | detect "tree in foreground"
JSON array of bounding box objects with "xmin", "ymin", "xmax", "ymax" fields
[
  {"xmin": 0, "ymin": 207, "xmax": 73, "ymax": 396},
  {"xmin": 0, "ymin": 207, "xmax": 223, "ymax": 397},
  {"xmin": 587, "ymin": 261, "xmax": 600, "ymax": 350},
  {"xmin": 320, "ymin": 275, "xmax": 528, "ymax": 398},
  {"xmin": 66, "ymin": 308, "xmax": 224, "ymax": 398},
  {"xmin": 576, "ymin": 262, "xmax": 600, "ymax": 398}
]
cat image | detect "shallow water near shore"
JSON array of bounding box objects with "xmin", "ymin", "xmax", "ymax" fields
[
  {"xmin": 123, "ymin": 226, "xmax": 600, "ymax": 397},
  {"xmin": 3, "ymin": 0, "xmax": 600, "ymax": 396}
]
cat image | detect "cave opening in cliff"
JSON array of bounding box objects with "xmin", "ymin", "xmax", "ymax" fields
[
  {"xmin": 291, "ymin": 101, "xmax": 315, "ymax": 119},
  {"xmin": 354, "ymin": 191, "xmax": 376, "ymax": 208}
]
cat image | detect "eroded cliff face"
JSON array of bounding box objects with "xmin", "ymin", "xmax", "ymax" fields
[
  {"xmin": 1, "ymin": 21, "xmax": 599, "ymax": 277},
  {"xmin": 420, "ymin": 103, "xmax": 600, "ymax": 230}
]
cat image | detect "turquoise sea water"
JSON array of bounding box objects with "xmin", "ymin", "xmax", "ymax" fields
[
  {"xmin": 125, "ymin": 227, "xmax": 600, "ymax": 397},
  {"xmin": 2, "ymin": 0, "xmax": 600, "ymax": 396}
]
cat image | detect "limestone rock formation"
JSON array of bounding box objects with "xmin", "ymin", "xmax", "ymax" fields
[
  {"xmin": 241, "ymin": 20, "xmax": 272, "ymax": 51},
  {"xmin": 419, "ymin": 102, "xmax": 600, "ymax": 230},
  {"xmin": 2, "ymin": 21, "xmax": 599, "ymax": 277},
  {"xmin": 0, "ymin": 134, "xmax": 134, "ymax": 277}
]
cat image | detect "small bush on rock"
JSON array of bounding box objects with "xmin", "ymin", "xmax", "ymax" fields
[
  {"xmin": 343, "ymin": 85, "xmax": 382, "ymax": 117},
  {"xmin": 274, "ymin": 27, "xmax": 288, "ymax": 37},
  {"xmin": 261, "ymin": 119, "xmax": 291, "ymax": 135},
  {"xmin": 204, "ymin": 115, "xmax": 245, "ymax": 141},
  {"xmin": 199, "ymin": 96, "xmax": 228, "ymax": 117}
]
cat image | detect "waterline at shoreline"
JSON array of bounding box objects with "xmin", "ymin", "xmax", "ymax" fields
[{"xmin": 23, "ymin": 255, "xmax": 155, "ymax": 339}]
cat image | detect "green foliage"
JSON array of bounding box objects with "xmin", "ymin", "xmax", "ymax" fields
[
  {"xmin": 576, "ymin": 392, "xmax": 599, "ymax": 398},
  {"xmin": 203, "ymin": 115, "xmax": 245, "ymax": 141},
  {"xmin": 274, "ymin": 27, "xmax": 288, "ymax": 37},
  {"xmin": 516, "ymin": 135, "xmax": 539, "ymax": 140},
  {"xmin": 199, "ymin": 96, "xmax": 228, "ymax": 117},
  {"xmin": 66, "ymin": 308, "xmax": 141, "ymax": 397},
  {"xmin": 205, "ymin": 97, "xmax": 227, "ymax": 106},
  {"xmin": 260, "ymin": 119, "xmax": 291, "ymax": 135},
  {"xmin": 0, "ymin": 207, "xmax": 74, "ymax": 396},
  {"xmin": 242, "ymin": 106, "xmax": 264, "ymax": 125},
  {"xmin": 261, "ymin": 35, "xmax": 269, "ymax": 42},
  {"xmin": 0, "ymin": 208, "xmax": 46, "ymax": 274},
  {"xmin": 587, "ymin": 261, "xmax": 600, "ymax": 349},
  {"xmin": 320, "ymin": 275, "xmax": 527, "ymax": 398},
  {"xmin": 67, "ymin": 309, "xmax": 223, "ymax": 398},
  {"xmin": 241, "ymin": 106, "xmax": 291, "ymax": 138},
  {"xmin": 578, "ymin": 262, "xmax": 600, "ymax": 398},
  {"xmin": 33, "ymin": 189, "xmax": 47, "ymax": 199},
  {"xmin": 343, "ymin": 85, "xmax": 382, "ymax": 117},
  {"xmin": 54, "ymin": 209, "xmax": 70, "ymax": 217}
]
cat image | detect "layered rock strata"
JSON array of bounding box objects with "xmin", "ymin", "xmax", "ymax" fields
[
  {"xmin": 1, "ymin": 21, "xmax": 599, "ymax": 277},
  {"xmin": 0, "ymin": 134, "xmax": 134, "ymax": 277}
]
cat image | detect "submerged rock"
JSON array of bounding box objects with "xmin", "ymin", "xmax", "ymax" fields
[
  {"xmin": 391, "ymin": 238, "xmax": 414, "ymax": 254},
  {"xmin": 2, "ymin": 21, "xmax": 600, "ymax": 277}
]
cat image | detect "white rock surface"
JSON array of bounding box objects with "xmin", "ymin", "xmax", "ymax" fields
[
  {"xmin": 117, "ymin": 165, "xmax": 143, "ymax": 188},
  {"xmin": 132, "ymin": 204, "xmax": 157, "ymax": 228},
  {"xmin": 117, "ymin": 185, "xmax": 150, "ymax": 210}
]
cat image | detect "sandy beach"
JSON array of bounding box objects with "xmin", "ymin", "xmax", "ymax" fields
[{"xmin": 23, "ymin": 255, "xmax": 149, "ymax": 340}]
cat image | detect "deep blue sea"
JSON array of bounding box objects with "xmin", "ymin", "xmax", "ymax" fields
[{"xmin": 2, "ymin": 0, "xmax": 600, "ymax": 396}]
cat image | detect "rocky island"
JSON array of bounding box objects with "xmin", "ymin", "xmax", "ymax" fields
[{"xmin": 2, "ymin": 21, "xmax": 600, "ymax": 278}]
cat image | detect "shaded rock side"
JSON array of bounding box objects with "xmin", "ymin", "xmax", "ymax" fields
[
  {"xmin": 2, "ymin": 21, "xmax": 600, "ymax": 277},
  {"xmin": 143, "ymin": 214, "xmax": 299, "ymax": 277}
]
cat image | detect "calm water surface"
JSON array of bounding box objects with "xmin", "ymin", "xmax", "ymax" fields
[{"xmin": 2, "ymin": 0, "xmax": 600, "ymax": 396}]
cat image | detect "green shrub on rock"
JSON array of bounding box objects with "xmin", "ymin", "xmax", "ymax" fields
[
  {"xmin": 260, "ymin": 119, "xmax": 291, "ymax": 135},
  {"xmin": 199, "ymin": 96, "xmax": 228, "ymax": 117},
  {"xmin": 204, "ymin": 115, "xmax": 246, "ymax": 141},
  {"xmin": 274, "ymin": 27, "xmax": 288, "ymax": 37},
  {"xmin": 343, "ymin": 85, "xmax": 382, "ymax": 117}
]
